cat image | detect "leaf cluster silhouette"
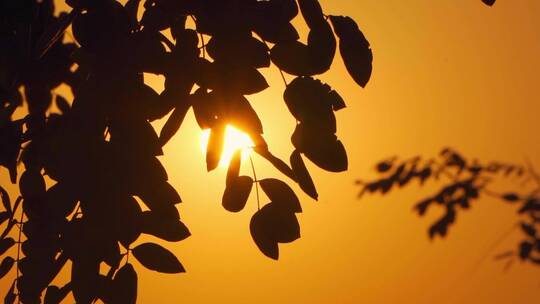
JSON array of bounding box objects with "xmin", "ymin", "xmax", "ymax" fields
[
  {"xmin": 0, "ymin": 0, "xmax": 377, "ymax": 302},
  {"xmin": 359, "ymin": 148, "xmax": 540, "ymax": 269}
]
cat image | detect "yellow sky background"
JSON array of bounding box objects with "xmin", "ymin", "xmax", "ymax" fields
[{"xmin": 2, "ymin": 0, "xmax": 540, "ymax": 303}]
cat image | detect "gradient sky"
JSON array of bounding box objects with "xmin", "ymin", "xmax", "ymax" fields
[{"xmin": 3, "ymin": 0, "xmax": 540, "ymax": 303}]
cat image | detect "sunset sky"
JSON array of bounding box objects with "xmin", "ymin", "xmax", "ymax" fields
[{"xmin": 3, "ymin": 0, "xmax": 540, "ymax": 303}]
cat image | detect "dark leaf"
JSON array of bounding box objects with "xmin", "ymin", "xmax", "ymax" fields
[
  {"xmin": 206, "ymin": 124, "xmax": 226, "ymax": 172},
  {"xmin": 35, "ymin": 9, "xmax": 80, "ymax": 58},
  {"xmin": 111, "ymin": 263, "xmax": 137, "ymax": 304},
  {"xmin": 290, "ymin": 150, "xmax": 318, "ymax": 200},
  {"xmin": 55, "ymin": 95, "xmax": 71, "ymax": 114},
  {"xmin": 519, "ymin": 241, "xmax": 533, "ymax": 260},
  {"xmin": 132, "ymin": 243, "xmax": 185, "ymax": 273},
  {"xmin": 141, "ymin": 211, "xmax": 191, "ymax": 242},
  {"xmin": 482, "ymin": 0, "xmax": 496, "ymax": 6},
  {"xmin": 222, "ymin": 176, "xmax": 253, "ymax": 213},
  {"xmin": 72, "ymin": 260, "xmax": 100, "ymax": 304},
  {"xmin": 255, "ymin": 148, "xmax": 296, "ymax": 181},
  {"xmin": 0, "ymin": 257, "xmax": 15, "ymax": 279},
  {"xmin": 0, "ymin": 238, "xmax": 15, "ymax": 256},
  {"xmin": 4, "ymin": 281, "xmax": 15, "ymax": 304},
  {"xmin": 298, "ymin": 0, "xmax": 326, "ymax": 28},
  {"xmin": 0, "ymin": 186, "xmax": 11, "ymax": 214},
  {"xmin": 250, "ymin": 203, "xmax": 301, "ymax": 253},
  {"xmin": 44, "ymin": 286, "xmax": 61, "ymax": 304},
  {"xmin": 159, "ymin": 104, "xmax": 190, "ymax": 146},
  {"xmin": 329, "ymin": 15, "xmax": 373, "ymax": 87},
  {"xmin": 502, "ymin": 193, "xmax": 520, "ymax": 203},
  {"xmin": 0, "ymin": 212, "xmax": 8, "ymax": 226},
  {"xmin": 226, "ymin": 149, "xmax": 242, "ymax": 186},
  {"xmin": 250, "ymin": 207, "xmax": 279, "ymax": 260},
  {"xmin": 19, "ymin": 170, "xmax": 46, "ymax": 199},
  {"xmin": 259, "ymin": 179, "xmax": 302, "ymax": 213},
  {"xmin": 521, "ymin": 222, "xmax": 536, "ymax": 237}
]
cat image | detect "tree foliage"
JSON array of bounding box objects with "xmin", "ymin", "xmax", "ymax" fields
[
  {"xmin": 0, "ymin": 0, "xmax": 497, "ymax": 302},
  {"xmin": 359, "ymin": 148, "xmax": 540, "ymax": 269}
]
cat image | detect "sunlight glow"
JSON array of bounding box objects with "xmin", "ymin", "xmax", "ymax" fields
[{"xmin": 200, "ymin": 125, "xmax": 255, "ymax": 167}]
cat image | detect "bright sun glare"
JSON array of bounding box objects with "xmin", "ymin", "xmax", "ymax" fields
[{"xmin": 200, "ymin": 125, "xmax": 255, "ymax": 167}]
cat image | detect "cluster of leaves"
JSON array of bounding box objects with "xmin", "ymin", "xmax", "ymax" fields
[
  {"xmin": 358, "ymin": 148, "xmax": 540, "ymax": 268},
  {"xmin": 0, "ymin": 0, "xmax": 374, "ymax": 302}
]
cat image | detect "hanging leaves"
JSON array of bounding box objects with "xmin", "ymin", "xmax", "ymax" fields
[
  {"xmin": 329, "ymin": 15, "xmax": 373, "ymax": 88},
  {"xmin": 290, "ymin": 150, "xmax": 318, "ymax": 200},
  {"xmin": 132, "ymin": 243, "xmax": 185, "ymax": 274}
]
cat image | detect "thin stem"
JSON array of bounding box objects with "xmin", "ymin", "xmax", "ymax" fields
[{"xmin": 249, "ymin": 152, "xmax": 260, "ymax": 211}]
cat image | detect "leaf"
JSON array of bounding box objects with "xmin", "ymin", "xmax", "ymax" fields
[
  {"xmin": 111, "ymin": 263, "xmax": 137, "ymax": 304},
  {"xmin": 250, "ymin": 206, "xmax": 279, "ymax": 260},
  {"xmin": 0, "ymin": 257, "xmax": 15, "ymax": 279},
  {"xmin": 290, "ymin": 150, "xmax": 318, "ymax": 200},
  {"xmin": 19, "ymin": 170, "xmax": 46, "ymax": 199},
  {"xmin": 251, "ymin": 203, "xmax": 301, "ymax": 249},
  {"xmin": 222, "ymin": 176, "xmax": 253, "ymax": 213},
  {"xmin": 72, "ymin": 260, "xmax": 101, "ymax": 304},
  {"xmin": 502, "ymin": 193, "xmax": 520, "ymax": 203},
  {"xmin": 0, "ymin": 238, "xmax": 15, "ymax": 256},
  {"xmin": 4, "ymin": 281, "xmax": 15, "ymax": 304},
  {"xmin": 141, "ymin": 211, "xmax": 191, "ymax": 242},
  {"xmin": 255, "ymin": 148, "xmax": 296, "ymax": 181},
  {"xmin": 521, "ymin": 222, "xmax": 536, "ymax": 237},
  {"xmin": 0, "ymin": 186, "xmax": 11, "ymax": 214},
  {"xmin": 259, "ymin": 179, "xmax": 302, "ymax": 213},
  {"xmin": 329, "ymin": 15, "xmax": 373, "ymax": 87},
  {"xmin": 159, "ymin": 104, "xmax": 190, "ymax": 146},
  {"xmin": 55, "ymin": 95, "xmax": 71, "ymax": 114},
  {"xmin": 206, "ymin": 124, "xmax": 226, "ymax": 172},
  {"xmin": 132, "ymin": 243, "xmax": 185, "ymax": 273},
  {"xmin": 298, "ymin": 0, "xmax": 326, "ymax": 28},
  {"xmin": 482, "ymin": 0, "xmax": 496, "ymax": 6},
  {"xmin": 226, "ymin": 150, "xmax": 242, "ymax": 186},
  {"xmin": 519, "ymin": 241, "xmax": 533, "ymax": 260},
  {"xmin": 0, "ymin": 212, "xmax": 8, "ymax": 226}
]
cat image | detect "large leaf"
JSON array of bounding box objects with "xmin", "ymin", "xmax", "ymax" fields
[
  {"xmin": 141, "ymin": 211, "xmax": 191, "ymax": 242},
  {"xmin": 259, "ymin": 179, "xmax": 302, "ymax": 213},
  {"xmin": 290, "ymin": 150, "xmax": 318, "ymax": 200},
  {"xmin": 111, "ymin": 263, "xmax": 137, "ymax": 304},
  {"xmin": 206, "ymin": 124, "xmax": 226, "ymax": 172},
  {"xmin": 222, "ymin": 176, "xmax": 253, "ymax": 213},
  {"xmin": 132, "ymin": 243, "xmax": 185, "ymax": 273},
  {"xmin": 329, "ymin": 15, "xmax": 373, "ymax": 87}
]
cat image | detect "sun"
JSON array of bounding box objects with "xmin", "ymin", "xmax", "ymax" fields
[{"xmin": 200, "ymin": 125, "xmax": 255, "ymax": 167}]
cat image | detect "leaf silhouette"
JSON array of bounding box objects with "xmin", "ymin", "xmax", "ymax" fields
[
  {"xmin": 0, "ymin": 187, "xmax": 11, "ymax": 214},
  {"xmin": 111, "ymin": 263, "xmax": 137, "ymax": 304},
  {"xmin": 0, "ymin": 238, "xmax": 15, "ymax": 256},
  {"xmin": 141, "ymin": 211, "xmax": 191, "ymax": 242},
  {"xmin": 259, "ymin": 179, "xmax": 302, "ymax": 213},
  {"xmin": 4, "ymin": 281, "xmax": 15, "ymax": 304},
  {"xmin": 290, "ymin": 150, "xmax": 318, "ymax": 200},
  {"xmin": 482, "ymin": 0, "xmax": 496, "ymax": 6},
  {"xmin": 35, "ymin": 9, "xmax": 80, "ymax": 58},
  {"xmin": 222, "ymin": 176, "xmax": 254, "ymax": 213},
  {"xmin": 159, "ymin": 103, "xmax": 191, "ymax": 147},
  {"xmin": 132, "ymin": 243, "xmax": 185, "ymax": 273},
  {"xmin": 0, "ymin": 257, "xmax": 14, "ymax": 279},
  {"xmin": 206, "ymin": 124, "xmax": 226, "ymax": 172},
  {"xmin": 226, "ymin": 149, "xmax": 242, "ymax": 186},
  {"xmin": 329, "ymin": 15, "xmax": 373, "ymax": 87},
  {"xmin": 250, "ymin": 206, "xmax": 280, "ymax": 260}
]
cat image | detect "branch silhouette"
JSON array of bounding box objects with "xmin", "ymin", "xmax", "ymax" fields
[
  {"xmin": 358, "ymin": 148, "xmax": 540, "ymax": 268},
  {"xmin": 0, "ymin": 0, "xmax": 383, "ymax": 302}
]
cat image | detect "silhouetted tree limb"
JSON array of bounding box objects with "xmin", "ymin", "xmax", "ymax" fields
[{"xmin": 358, "ymin": 148, "xmax": 540, "ymax": 268}]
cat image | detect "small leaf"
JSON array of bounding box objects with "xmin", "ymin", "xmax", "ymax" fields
[
  {"xmin": 206, "ymin": 124, "xmax": 226, "ymax": 172},
  {"xmin": 222, "ymin": 176, "xmax": 253, "ymax": 213},
  {"xmin": 0, "ymin": 238, "xmax": 15, "ymax": 255},
  {"xmin": 521, "ymin": 222, "xmax": 536, "ymax": 237},
  {"xmin": 290, "ymin": 150, "xmax": 318, "ymax": 200},
  {"xmin": 259, "ymin": 179, "xmax": 302, "ymax": 213},
  {"xmin": 519, "ymin": 241, "xmax": 533, "ymax": 260},
  {"xmin": 132, "ymin": 243, "xmax": 185, "ymax": 273},
  {"xmin": 112, "ymin": 263, "xmax": 137, "ymax": 304},
  {"xmin": 141, "ymin": 211, "xmax": 191, "ymax": 242},
  {"xmin": 4, "ymin": 281, "xmax": 15, "ymax": 304},
  {"xmin": 55, "ymin": 95, "xmax": 71, "ymax": 114},
  {"xmin": 159, "ymin": 104, "xmax": 190, "ymax": 147},
  {"xmin": 226, "ymin": 149, "xmax": 242, "ymax": 186},
  {"xmin": 329, "ymin": 15, "xmax": 373, "ymax": 87},
  {"xmin": 0, "ymin": 186, "xmax": 11, "ymax": 214},
  {"xmin": 0, "ymin": 257, "xmax": 15, "ymax": 279},
  {"xmin": 482, "ymin": 0, "xmax": 496, "ymax": 6},
  {"xmin": 502, "ymin": 193, "xmax": 520, "ymax": 202}
]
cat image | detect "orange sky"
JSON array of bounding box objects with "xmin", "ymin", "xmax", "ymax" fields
[{"xmin": 2, "ymin": 0, "xmax": 540, "ymax": 303}]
